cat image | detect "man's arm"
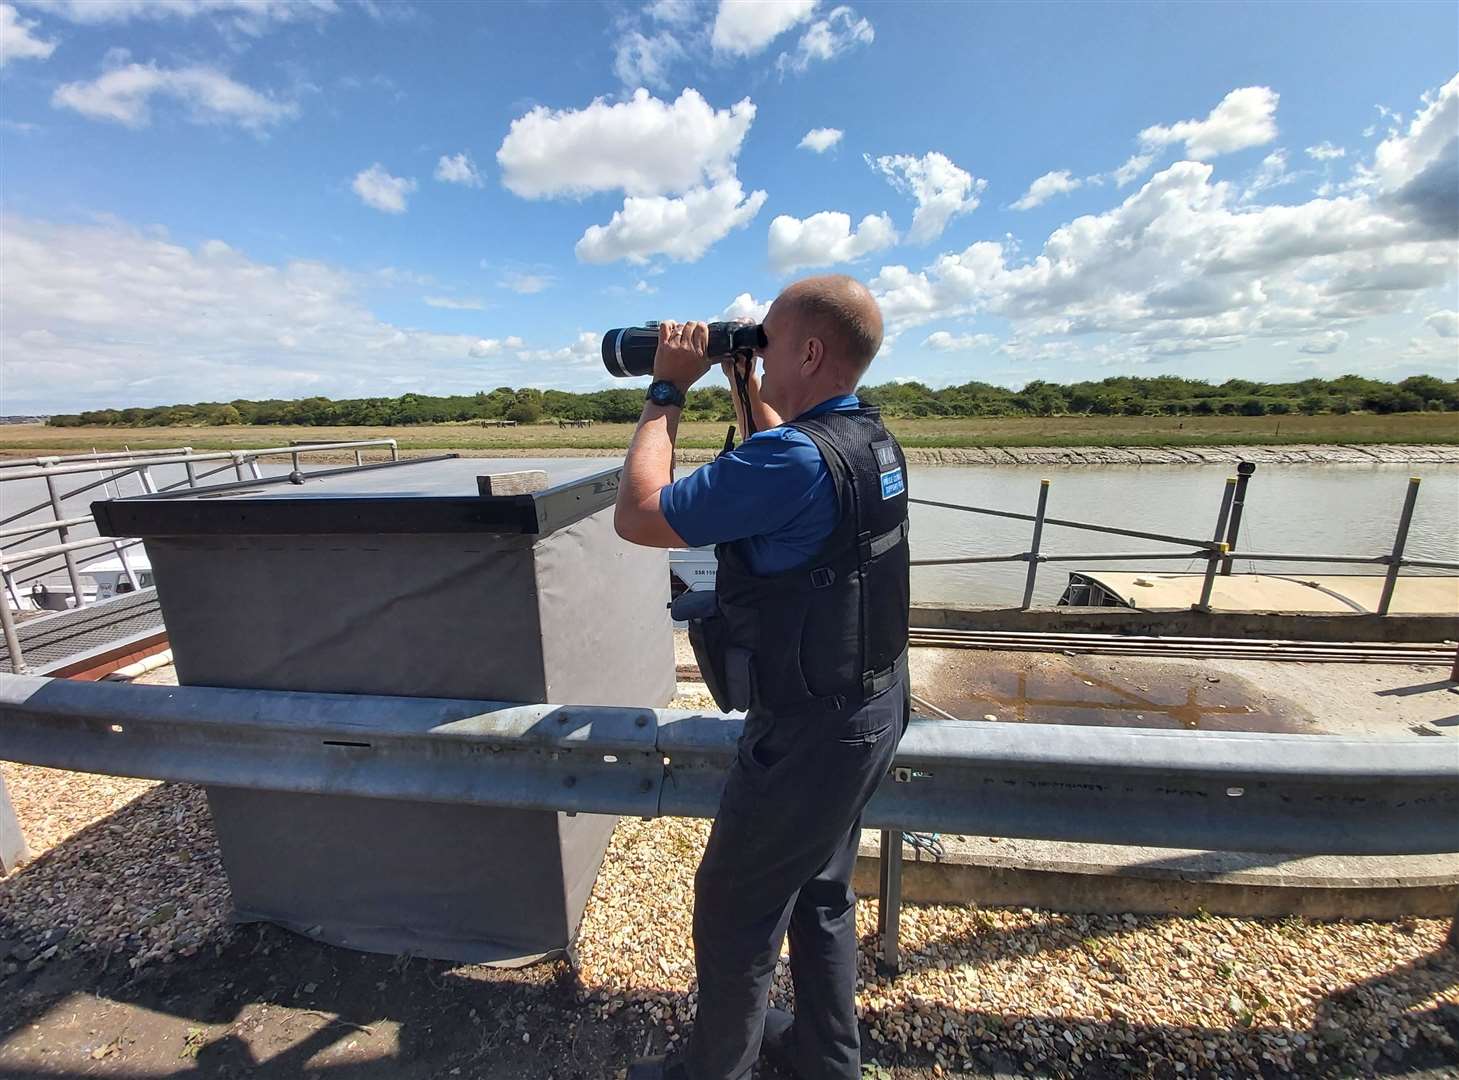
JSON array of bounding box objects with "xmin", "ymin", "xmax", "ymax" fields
[{"xmin": 614, "ymin": 320, "xmax": 710, "ymax": 548}]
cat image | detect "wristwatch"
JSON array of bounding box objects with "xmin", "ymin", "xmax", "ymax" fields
[{"xmin": 646, "ymin": 379, "xmax": 687, "ymax": 409}]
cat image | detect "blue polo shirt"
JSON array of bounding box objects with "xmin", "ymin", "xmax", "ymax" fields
[{"xmin": 660, "ymin": 395, "xmax": 858, "ymax": 575}]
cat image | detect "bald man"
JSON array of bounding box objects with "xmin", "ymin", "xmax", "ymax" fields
[{"xmin": 616, "ymin": 275, "xmax": 912, "ymax": 1080}]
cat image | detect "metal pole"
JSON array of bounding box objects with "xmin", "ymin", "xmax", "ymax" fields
[
  {"xmin": 0, "ymin": 589, "xmax": 28, "ymax": 674},
  {"xmin": 184, "ymin": 458, "xmax": 198, "ymax": 487},
  {"xmin": 1377, "ymin": 477, "xmax": 1421, "ymax": 617},
  {"xmin": 1212, "ymin": 477, "xmax": 1237, "ymax": 546},
  {"xmin": 1021, "ymin": 478, "xmax": 1050, "ymax": 610},
  {"xmin": 1450, "ymin": 640, "xmax": 1458, "ymax": 684},
  {"xmin": 355, "ymin": 449, "xmax": 364, "ymax": 467},
  {"xmin": 1195, "ymin": 543, "xmax": 1229, "ymax": 612},
  {"xmin": 42, "ymin": 474, "xmax": 88, "ymax": 608},
  {"xmin": 1221, "ymin": 461, "xmax": 1256, "ymax": 575},
  {"xmin": 877, "ymin": 828, "xmax": 903, "ymax": 974},
  {"xmin": 0, "ymin": 772, "xmax": 28, "ymax": 875}
]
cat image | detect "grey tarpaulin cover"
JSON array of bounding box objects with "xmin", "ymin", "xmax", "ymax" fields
[{"xmin": 96, "ymin": 457, "xmax": 675, "ymax": 964}]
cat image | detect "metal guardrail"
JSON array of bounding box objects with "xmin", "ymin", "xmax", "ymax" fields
[
  {"xmin": 910, "ymin": 470, "xmax": 1459, "ymax": 613},
  {"xmin": 0, "ymin": 441, "xmax": 400, "ymax": 674},
  {"xmin": 2, "ymin": 673, "xmax": 1456, "ymax": 965}
]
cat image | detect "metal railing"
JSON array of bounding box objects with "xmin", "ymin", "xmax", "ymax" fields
[
  {"xmin": 0, "ymin": 441, "xmax": 400, "ymax": 674},
  {"xmin": 910, "ymin": 469, "xmax": 1458, "ymax": 613},
  {"xmin": 1, "ymin": 673, "xmax": 1456, "ymax": 963}
]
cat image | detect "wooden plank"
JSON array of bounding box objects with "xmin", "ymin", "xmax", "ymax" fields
[
  {"xmin": 0, "ymin": 772, "xmax": 28, "ymax": 875},
  {"xmin": 476, "ymin": 470, "xmax": 550, "ymax": 497}
]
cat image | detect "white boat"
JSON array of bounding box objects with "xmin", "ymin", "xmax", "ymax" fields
[{"xmin": 669, "ymin": 546, "xmax": 718, "ymax": 598}]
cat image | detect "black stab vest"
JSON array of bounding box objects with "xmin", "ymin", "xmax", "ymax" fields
[{"xmin": 712, "ymin": 402, "xmax": 910, "ymax": 715}]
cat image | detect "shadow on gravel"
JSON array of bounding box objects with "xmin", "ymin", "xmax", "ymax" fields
[{"xmin": 0, "ymin": 783, "xmax": 1455, "ymax": 1079}]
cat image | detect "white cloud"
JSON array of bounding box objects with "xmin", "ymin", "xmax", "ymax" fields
[
  {"xmin": 575, "ymin": 177, "xmax": 767, "ymax": 264},
  {"xmin": 924, "ymin": 330, "xmax": 997, "ymax": 351},
  {"xmin": 351, "ymin": 164, "xmax": 416, "ymax": 213},
  {"xmin": 0, "ymin": 214, "xmax": 563, "ymax": 413},
  {"xmin": 499, "ymin": 271, "xmax": 554, "ymax": 294},
  {"xmin": 869, "ymin": 150, "xmax": 985, "ymax": 244},
  {"xmin": 1011, "ymin": 169, "xmax": 1081, "ymax": 211},
  {"xmin": 710, "ymin": 0, "xmax": 817, "ymax": 57},
  {"xmin": 612, "ymin": 28, "xmax": 687, "ymax": 90},
  {"xmin": 647, "ymin": 0, "xmax": 695, "ymax": 25},
  {"xmin": 22, "ymin": 0, "xmax": 338, "ymax": 35},
  {"xmin": 1, "ymin": 3, "xmax": 56, "ymax": 65},
  {"xmin": 497, "ymin": 88, "xmax": 755, "ymax": 199},
  {"xmin": 777, "ymin": 5, "xmax": 873, "ymax": 75},
  {"xmin": 720, "ymin": 292, "xmax": 771, "ymax": 323},
  {"xmin": 1306, "ymin": 142, "xmax": 1346, "ymax": 161},
  {"xmin": 434, "ymin": 152, "xmax": 482, "ymax": 187},
  {"xmin": 1111, "ymin": 152, "xmax": 1154, "ymax": 187},
  {"xmin": 52, "ymin": 61, "xmax": 298, "ymax": 130},
  {"xmin": 799, "ymin": 126, "xmax": 843, "ymax": 153},
  {"xmin": 1360, "ymin": 73, "xmax": 1458, "ymax": 234},
  {"xmin": 1425, "ymin": 310, "xmax": 1458, "ymax": 337},
  {"xmin": 1298, "ymin": 330, "xmax": 1348, "ymax": 354},
  {"xmin": 767, "ymin": 210, "xmax": 898, "ymax": 273},
  {"xmin": 1240, "ymin": 149, "xmax": 1301, "ymax": 203},
  {"xmin": 635, "ymin": 279, "xmax": 657, "ymax": 294},
  {"xmin": 424, "ymin": 296, "xmax": 484, "ymax": 310},
  {"xmin": 1138, "ymin": 86, "xmax": 1279, "ymax": 160}
]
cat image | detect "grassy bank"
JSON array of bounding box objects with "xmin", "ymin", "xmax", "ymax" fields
[{"xmin": 2, "ymin": 413, "xmax": 1457, "ymax": 455}]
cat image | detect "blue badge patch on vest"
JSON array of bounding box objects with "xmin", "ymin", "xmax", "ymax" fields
[{"xmin": 880, "ymin": 467, "xmax": 905, "ymax": 499}]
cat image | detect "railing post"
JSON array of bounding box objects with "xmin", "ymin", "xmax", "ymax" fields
[
  {"xmin": 0, "ymin": 587, "xmax": 28, "ymax": 675},
  {"xmin": 1021, "ymin": 478, "xmax": 1051, "ymax": 609},
  {"xmin": 1377, "ymin": 477, "xmax": 1421, "ymax": 617},
  {"xmin": 0, "ymin": 772, "xmax": 28, "ymax": 875},
  {"xmin": 184, "ymin": 458, "xmax": 198, "ymax": 487},
  {"xmin": 1450, "ymin": 640, "xmax": 1459, "ymax": 684},
  {"xmin": 1221, "ymin": 461, "xmax": 1256, "ymax": 575},
  {"xmin": 877, "ymin": 828, "xmax": 903, "ymax": 974},
  {"xmin": 389, "ymin": 439, "xmax": 399, "ymax": 461},
  {"xmin": 1196, "ymin": 543, "xmax": 1229, "ymax": 612},
  {"xmin": 43, "ymin": 472, "xmax": 88, "ymax": 609}
]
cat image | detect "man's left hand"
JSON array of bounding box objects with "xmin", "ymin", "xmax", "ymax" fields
[{"xmin": 653, "ymin": 321, "xmax": 712, "ymax": 393}]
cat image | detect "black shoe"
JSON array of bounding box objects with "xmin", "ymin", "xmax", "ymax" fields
[
  {"xmin": 760, "ymin": 1008, "xmax": 804, "ymax": 1078},
  {"xmin": 627, "ymin": 1056, "xmax": 691, "ymax": 1080}
]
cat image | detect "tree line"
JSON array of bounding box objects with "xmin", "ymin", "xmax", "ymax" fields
[{"xmin": 47, "ymin": 374, "xmax": 1459, "ymax": 428}]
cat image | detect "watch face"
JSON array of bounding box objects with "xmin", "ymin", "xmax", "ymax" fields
[{"xmin": 650, "ymin": 381, "xmax": 678, "ymax": 404}]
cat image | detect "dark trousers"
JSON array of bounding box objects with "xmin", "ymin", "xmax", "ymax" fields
[{"xmin": 681, "ymin": 680, "xmax": 907, "ymax": 1080}]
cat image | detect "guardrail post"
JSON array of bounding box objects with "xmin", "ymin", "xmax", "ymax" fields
[
  {"xmin": 42, "ymin": 473, "xmax": 88, "ymax": 609},
  {"xmin": 0, "ymin": 772, "xmax": 27, "ymax": 874},
  {"xmin": 1377, "ymin": 478, "xmax": 1421, "ymax": 617},
  {"xmin": 877, "ymin": 828, "xmax": 903, "ymax": 974},
  {"xmin": 1220, "ymin": 461, "xmax": 1256, "ymax": 575},
  {"xmin": 1450, "ymin": 640, "xmax": 1459, "ymax": 684},
  {"xmin": 0, "ymin": 588, "xmax": 28, "ymax": 674},
  {"xmin": 1020, "ymin": 479, "xmax": 1051, "ymax": 610},
  {"xmin": 1195, "ymin": 543, "xmax": 1229, "ymax": 612}
]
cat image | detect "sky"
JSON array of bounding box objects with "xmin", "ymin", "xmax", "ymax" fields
[{"xmin": 1, "ymin": 0, "xmax": 1457, "ymax": 415}]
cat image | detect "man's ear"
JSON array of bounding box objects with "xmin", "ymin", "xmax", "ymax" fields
[{"xmin": 802, "ymin": 336, "xmax": 825, "ymax": 375}]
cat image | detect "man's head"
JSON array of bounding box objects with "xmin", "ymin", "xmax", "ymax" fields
[{"xmin": 756, "ymin": 275, "xmax": 884, "ymax": 418}]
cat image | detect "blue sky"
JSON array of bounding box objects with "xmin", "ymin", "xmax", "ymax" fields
[{"xmin": 1, "ymin": 0, "xmax": 1456, "ymax": 414}]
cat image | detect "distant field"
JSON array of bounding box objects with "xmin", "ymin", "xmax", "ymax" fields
[{"xmin": 2, "ymin": 412, "xmax": 1457, "ymax": 455}]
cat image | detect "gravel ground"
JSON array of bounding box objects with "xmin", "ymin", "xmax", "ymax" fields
[{"xmin": 1, "ymin": 666, "xmax": 1456, "ymax": 1077}]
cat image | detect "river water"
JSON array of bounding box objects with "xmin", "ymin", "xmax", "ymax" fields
[{"xmin": 3, "ymin": 458, "xmax": 1456, "ymax": 608}]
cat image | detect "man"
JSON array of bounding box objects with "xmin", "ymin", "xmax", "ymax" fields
[{"xmin": 614, "ymin": 275, "xmax": 911, "ymax": 1080}]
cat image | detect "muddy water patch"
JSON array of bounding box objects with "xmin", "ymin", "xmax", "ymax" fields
[{"xmin": 912, "ymin": 649, "xmax": 1315, "ymax": 733}]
